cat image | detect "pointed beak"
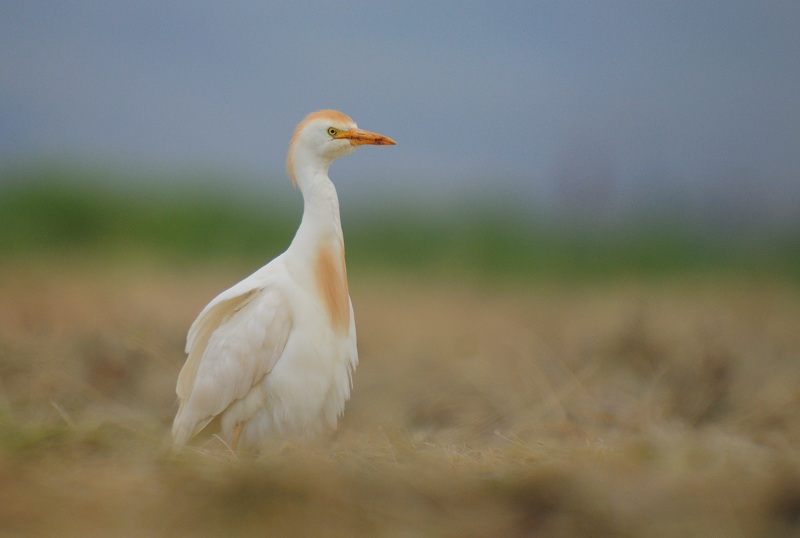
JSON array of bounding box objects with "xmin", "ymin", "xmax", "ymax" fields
[{"xmin": 339, "ymin": 128, "xmax": 396, "ymax": 146}]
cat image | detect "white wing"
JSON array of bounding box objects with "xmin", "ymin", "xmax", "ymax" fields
[{"xmin": 172, "ymin": 266, "xmax": 293, "ymax": 446}]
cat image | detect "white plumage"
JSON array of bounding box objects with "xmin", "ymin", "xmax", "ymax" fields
[{"xmin": 172, "ymin": 109, "xmax": 395, "ymax": 453}]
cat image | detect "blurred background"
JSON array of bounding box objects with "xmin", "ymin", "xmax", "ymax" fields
[
  {"xmin": 2, "ymin": 5, "xmax": 800, "ymax": 534},
  {"xmin": 2, "ymin": 2, "xmax": 799, "ymax": 278}
]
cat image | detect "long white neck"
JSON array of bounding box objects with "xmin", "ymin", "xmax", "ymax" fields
[
  {"xmin": 285, "ymin": 168, "xmax": 352, "ymax": 334},
  {"xmin": 287, "ymin": 169, "xmax": 345, "ymax": 260}
]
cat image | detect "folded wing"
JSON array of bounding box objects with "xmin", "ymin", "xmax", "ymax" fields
[{"xmin": 172, "ymin": 275, "xmax": 293, "ymax": 447}]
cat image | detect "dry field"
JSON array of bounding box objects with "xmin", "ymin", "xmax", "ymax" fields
[{"xmin": 0, "ymin": 259, "xmax": 798, "ymax": 537}]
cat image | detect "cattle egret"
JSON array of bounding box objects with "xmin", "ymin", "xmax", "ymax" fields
[{"xmin": 172, "ymin": 109, "xmax": 395, "ymax": 452}]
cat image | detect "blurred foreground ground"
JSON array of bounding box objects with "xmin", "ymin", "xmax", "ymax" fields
[{"xmin": 0, "ymin": 259, "xmax": 799, "ymax": 537}]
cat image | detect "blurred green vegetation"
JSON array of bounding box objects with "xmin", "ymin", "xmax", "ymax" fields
[{"xmin": 1, "ymin": 165, "xmax": 798, "ymax": 281}]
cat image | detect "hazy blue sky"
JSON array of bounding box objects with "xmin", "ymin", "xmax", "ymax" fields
[{"xmin": 2, "ymin": 2, "xmax": 799, "ymax": 225}]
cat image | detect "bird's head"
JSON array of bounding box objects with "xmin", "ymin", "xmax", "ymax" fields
[{"xmin": 286, "ymin": 109, "xmax": 395, "ymax": 186}]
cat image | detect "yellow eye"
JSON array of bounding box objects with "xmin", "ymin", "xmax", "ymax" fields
[{"xmin": 327, "ymin": 127, "xmax": 338, "ymax": 136}]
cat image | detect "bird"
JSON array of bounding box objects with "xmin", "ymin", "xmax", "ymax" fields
[{"xmin": 172, "ymin": 109, "xmax": 395, "ymax": 453}]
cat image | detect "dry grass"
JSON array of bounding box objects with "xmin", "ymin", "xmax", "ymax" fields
[{"xmin": 0, "ymin": 259, "xmax": 799, "ymax": 537}]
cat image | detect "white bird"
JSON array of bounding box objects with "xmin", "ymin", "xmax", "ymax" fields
[{"xmin": 172, "ymin": 109, "xmax": 395, "ymax": 453}]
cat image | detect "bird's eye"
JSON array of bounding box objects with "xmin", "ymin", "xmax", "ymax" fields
[{"xmin": 327, "ymin": 127, "xmax": 338, "ymax": 137}]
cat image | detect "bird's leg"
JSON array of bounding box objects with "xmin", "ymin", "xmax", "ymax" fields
[{"xmin": 230, "ymin": 423, "xmax": 243, "ymax": 452}]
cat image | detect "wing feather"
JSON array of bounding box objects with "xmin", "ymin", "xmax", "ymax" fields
[{"xmin": 172, "ymin": 269, "xmax": 293, "ymax": 446}]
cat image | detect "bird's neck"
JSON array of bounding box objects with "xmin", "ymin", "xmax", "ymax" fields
[
  {"xmin": 289, "ymin": 172, "xmax": 345, "ymax": 256},
  {"xmin": 287, "ymin": 173, "xmax": 351, "ymax": 331},
  {"xmin": 301, "ymin": 173, "xmax": 343, "ymax": 234}
]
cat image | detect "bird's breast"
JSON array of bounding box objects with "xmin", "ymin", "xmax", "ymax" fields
[{"xmin": 313, "ymin": 239, "xmax": 350, "ymax": 335}]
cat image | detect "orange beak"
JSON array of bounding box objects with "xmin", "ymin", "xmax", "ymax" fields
[{"xmin": 338, "ymin": 128, "xmax": 396, "ymax": 146}]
